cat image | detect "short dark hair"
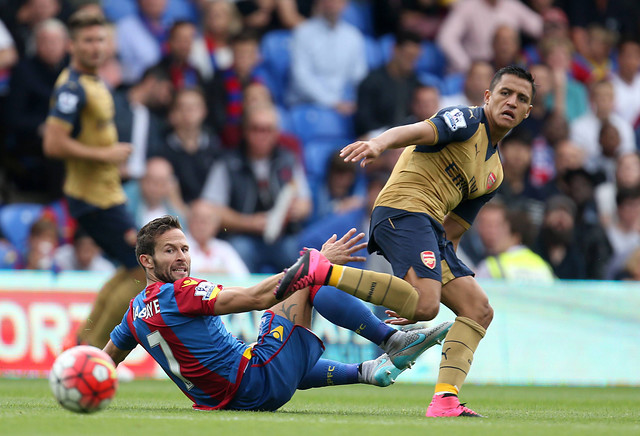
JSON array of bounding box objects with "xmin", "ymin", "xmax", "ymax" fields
[
  {"xmin": 169, "ymin": 20, "xmax": 195, "ymax": 39},
  {"xmin": 67, "ymin": 9, "xmax": 106, "ymax": 39},
  {"xmin": 616, "ymin": 187, "xmax": 640, "ymax": 208},
  {"xmin": 395, "ymin": 30, "xmax": 422, "ymax": 46},
  {"xmin": 489, "ymin": 65, "xmax": 536, "ymax": 103},
  {"xmin": 136, "ymin": 216, "xmax": 183, "ymax": 266}
]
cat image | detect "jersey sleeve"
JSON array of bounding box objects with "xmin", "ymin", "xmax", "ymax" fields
[
  {"xmin": 449, "ymin": 189, "xmax": 497, "ymax": 228},
  {"xmin": 47, "ymin": 81, "xmax": 86, "ymax": 130},
  {"xmin": 172, "ymin": 277, "xmax": 224, "ymax": 316},
  {"xmin": 424, "ymin": 106, "xmax": 480, "ymax": 147},
  {"xmin": 110, "ymin": 308, "xmax": 138, "ymax": 351}
]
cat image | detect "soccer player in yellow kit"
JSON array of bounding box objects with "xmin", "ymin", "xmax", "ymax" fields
[
  {"xmin": 43, "ymin": 10, "xmax": 146, "ymax": 348},
  {"xmin": 277, "ymin": 66, "xmax": 535, "ymax": 417}
]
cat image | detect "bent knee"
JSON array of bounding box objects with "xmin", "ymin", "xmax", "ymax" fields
[{"xmin": 470, "ymin": 299, "xmax": 493, "ymax": 329}]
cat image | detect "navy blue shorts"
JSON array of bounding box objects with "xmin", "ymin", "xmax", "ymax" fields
[
  {"xmin": 226, "ymin": 311, "xmax": 324, "ymax": 411},
  {"xmin": 66, "ymin": 196, "xmax": 139, "ymax": 269},
  {"xmin": 368, "ymin": 206, "xmax": 474, "ymax": 284}
]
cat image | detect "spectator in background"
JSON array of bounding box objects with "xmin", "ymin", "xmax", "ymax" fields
[
  {"xmin": 538, "ymin": 138, "xmax": 585, "ymax": 200},
  {"xmin": 522, "ymin": 7, "xmax": 570, "ymax": 65},
  {"xmin": 124, "ymin": 157, "xmax": 188, "ymax": 228},
  {"xmin": 562, "ymin": 168, "xmax": 613, "ymax": 279},
  {"xmin": 569, "ymin": 79, "xmax": 636, "ymax": 176},
  {"xmin": 153, "ymin": 20, "xmax": 203, "ymax": 91},
  {"xmin": 113, "ymin": 66, "xmax": 174, "ymax": 181},
  {"xmin": 563, "ymin": 0, "xmax": 640, "ymax": 57},
  {"xmin": 185, "ymin": 199, "xmax": 250, "ymax": 277},
  {"xmin": 533, "ymin": 195, "xmax": 587, "ymax": 279},
  {"xmin": 612, "ymin": 38, "xmax": 640, "ymax": 130},
  {"xmin": 310, "ymin": 151, "xmax": 365, "ymax": 224},
  {"xmin": 440, "ymin": 61, "xmax": 494, "ymax": 109},
  {"xmin": 236, "ymin": 0, "xmax": 312, "ymax": 33},
  {"xmin": 10, "ymin": 0, "xmax": 65, "ymax": 55},
  {"xmin": 529, "ymin": 112, "xmax": 570, "ymax": 188},
  {"xmin": 406, "ymin": 85, "xmax": 441, "ymax": 123},
  {"xmin": 0, "ymin": 18, "xmax": 18, "ymax": 97},
  {"xmin": 571, "ymin": 25, "xmax": 616, "ymax": 84},
  {"xmin": 605, "ymin": 187, "xmax": 640, "ymax": 259},
  {"xmin": 4, "ymin": 18, "xmax": 67, "ymax": 203},
  {"xmin": 491, "ymin": 25, "xmax": 525, "ymax": 71},
  {"xmin": 207, "ymin": 30, "xmax": 267, "ymax": 147},
  {"xmin": 158, "ymin": 87, "xmax": 222, "ymax": 203},
  {"xmin": 610, "ymin": 246, "xmax": 640, "ymax": 281},
  {"xmin": 201, "ymin": 103, "xmax": 312, "ymax": 273},
  {"xmin": 20, "ymin": 217, "xmax": 59, "ymax": 270},
  {"xmin": 288, "ymin": 0, "xmax": 367, "ymax": 115},
  {"xmin": 595, "ymin": 152, "xmax": 640, "ymax": 227},
  {"xmin": 495, "ymin": 132, "xmax": 544, "ymax": 221},
  {"xmin": 474, "ymin": 201, "xmax": 554, "ymax": 281},
  {"xmin": 53, "ymin": 228, "xmax": 116, "ymax": 272},
  {"xmin": 355, "ymin": 31, "xmax": 422, "ymax": 138},
  {"xmin": 189, "ymin": 0, "xmax": 242, "ymax": 81},
  {"xmin": 538, "ymin": 36, "xmax": 588, "ymax": 122},
  {"xmin": 117, "ymin": 0, "xmax": 176, "ymax": 85},
  {"xmin": 436, "ymin": 0, "xmax": 542, "ymax": 73}
]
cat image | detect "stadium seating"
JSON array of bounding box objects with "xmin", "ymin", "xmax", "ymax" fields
[
  {"xmin": 341, "ymin": 0, "xmax": 374, "ymax": 36},
  {"xmin": 364, "ymin": 36, "xmax": 384, "ymax": 70},
  {"xmin": 260, "ymin": 30, "xmax": 293, "ymax": 105},
  {"xmin": 303, "ymin": 138, "xmax": 351, "ymax": 189},
  {"xmin": 0, "ymin": 203, "xmax": 44, "ymax": 256},
  {"xmin": 290, "ymin": 105, "xmax": 355, "ymax": 145}
]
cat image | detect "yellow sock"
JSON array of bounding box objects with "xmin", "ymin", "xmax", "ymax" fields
[
  {"xmin": 327, "ymin": 265, "xmax": 420, "ymax": 319},
  {"xmin": 434, "ymin": 316, "xmax": 486, "ymax": 395}
]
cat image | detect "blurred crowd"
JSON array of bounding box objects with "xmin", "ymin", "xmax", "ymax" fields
[{"xmin": 0, "ymin": 0, "xmax": 638, "ymax": 281}]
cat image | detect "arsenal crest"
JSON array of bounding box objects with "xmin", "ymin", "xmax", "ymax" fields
[
  {"xmin": 421, "ymin": 251, "xmax": 436, "ymax": 269},
  {"xmin": 486, "ymin": 172, "xmax": 497, "ymax": 190}
]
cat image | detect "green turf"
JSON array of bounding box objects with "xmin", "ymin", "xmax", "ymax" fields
[{"xmin": 2, "ymin": 379, "xmax": 639, "ymax": 436}]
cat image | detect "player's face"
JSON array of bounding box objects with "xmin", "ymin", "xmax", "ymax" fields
[
  {"xmin": 484, "ymin": 74, "xmax": 532, "ymax": 133},
  {"xmin": 149, "ymin": 228, "xmax": 191, "ymax": 283},
  {"xmin": 71, "ymin": 25, "xmax": 107, "ymax": 72}
]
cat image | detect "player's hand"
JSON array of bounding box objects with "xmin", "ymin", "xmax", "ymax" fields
[
  {"xmin": 318, "ymin": 228, "xmax": 367, "ymax": 265},
  {"xmin": 100, "ymin": 142, "xmax": 133, "ymax": 164},
  {"xmin": 383, "ymin": 310, "xmax": 417, "ymax": 326},
  {"xmin": 340, "ymin": 138, "xmax": 385, "ymax": 168}
]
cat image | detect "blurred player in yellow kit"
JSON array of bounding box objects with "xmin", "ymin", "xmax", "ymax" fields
[
  {"xmin": 43, "ymin": 10, "xmax": 145, "ymax": 348},
  {"xmin": 277, "ymin": 65, "xmax": 535, "ymax": 417}
]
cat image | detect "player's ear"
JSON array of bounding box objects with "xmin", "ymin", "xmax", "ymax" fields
[
  {"xmin": 139, "ymin": 254, "xmax": 153, "ymax": 269},
  {"xmin": 524, "ymin": 104, "xmax": 532, "ymax": 119},
  {"xmin": 484, "ymin": 89, "xmax": 491, "ymax": 105}
]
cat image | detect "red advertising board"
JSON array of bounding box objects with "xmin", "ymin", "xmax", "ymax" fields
[{"xmin": 0, "ymin": 289, "xmax": 161, "ymax": 378}]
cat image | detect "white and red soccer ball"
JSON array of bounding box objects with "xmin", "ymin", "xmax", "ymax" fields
[{"xmin": 49, "ymin": 345, "xmax": 118, "ymax": 413}]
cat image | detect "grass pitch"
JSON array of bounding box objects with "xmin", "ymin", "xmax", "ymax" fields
[{"xmin": 2, "ymin": 379, "xmax": 639, "ymax": 436}]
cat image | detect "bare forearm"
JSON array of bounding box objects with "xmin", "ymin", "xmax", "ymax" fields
[
  {"xmin": 103, "ymin": 340, "xmax": 131, "ymax": 366},
  {"xmin": 43, "ymin": 122, "xmax": 105, "ymax": 161},
  {"xmin": 214, "ymin": 273, "xmax": 283, "ymax": 315},
  {"xmin": 374, "ymin": 121, "xmax": 436, "ymax": 150}
]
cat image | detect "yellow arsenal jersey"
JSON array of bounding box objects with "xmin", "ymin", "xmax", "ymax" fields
[
  {"xmin": 374, "ymin": 105, "xmax": 503, "ymax": 228},
  {"xmin": 47, "ymin": 68, "xmax": 125, "ymax": 209}
]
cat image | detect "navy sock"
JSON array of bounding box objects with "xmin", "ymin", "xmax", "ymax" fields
[
  {"xmin": 311, "ymin": 286, "xmax": 395, "ymax": 345},
  {"xmin": 297, "ymin": 359, "xmax": 359, "ymax": 389}
]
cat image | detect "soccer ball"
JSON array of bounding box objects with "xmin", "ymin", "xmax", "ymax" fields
[{"xmin": 49, "ymin": 345, "xmax": 118, "ymax": 413}]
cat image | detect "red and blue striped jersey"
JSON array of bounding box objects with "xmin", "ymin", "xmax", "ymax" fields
[{"xmin": 110, "ymin": 277, "xmax": 252, "ymax": 410}]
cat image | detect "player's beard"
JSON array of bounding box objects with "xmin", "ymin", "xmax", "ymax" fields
[{"xmin": 154, "ymin": 261, "xmax": 190, "ymax": 284}]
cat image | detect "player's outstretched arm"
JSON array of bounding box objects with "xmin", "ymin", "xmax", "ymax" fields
[
  {"xmin": 340, "ymin": 121, "xmax": 436, "ymax": 167},
  {"xmin": 103, "ymin": 340, "xmax": 132, "ymax": 366},
  {"xmin": 213, "ymin": 229, "xmax": 368, "ymax": 316}
]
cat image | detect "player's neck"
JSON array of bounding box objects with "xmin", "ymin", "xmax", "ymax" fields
[{"xmin": 70, "ymin": 59, "xmax": 98, "ymax": 76}]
